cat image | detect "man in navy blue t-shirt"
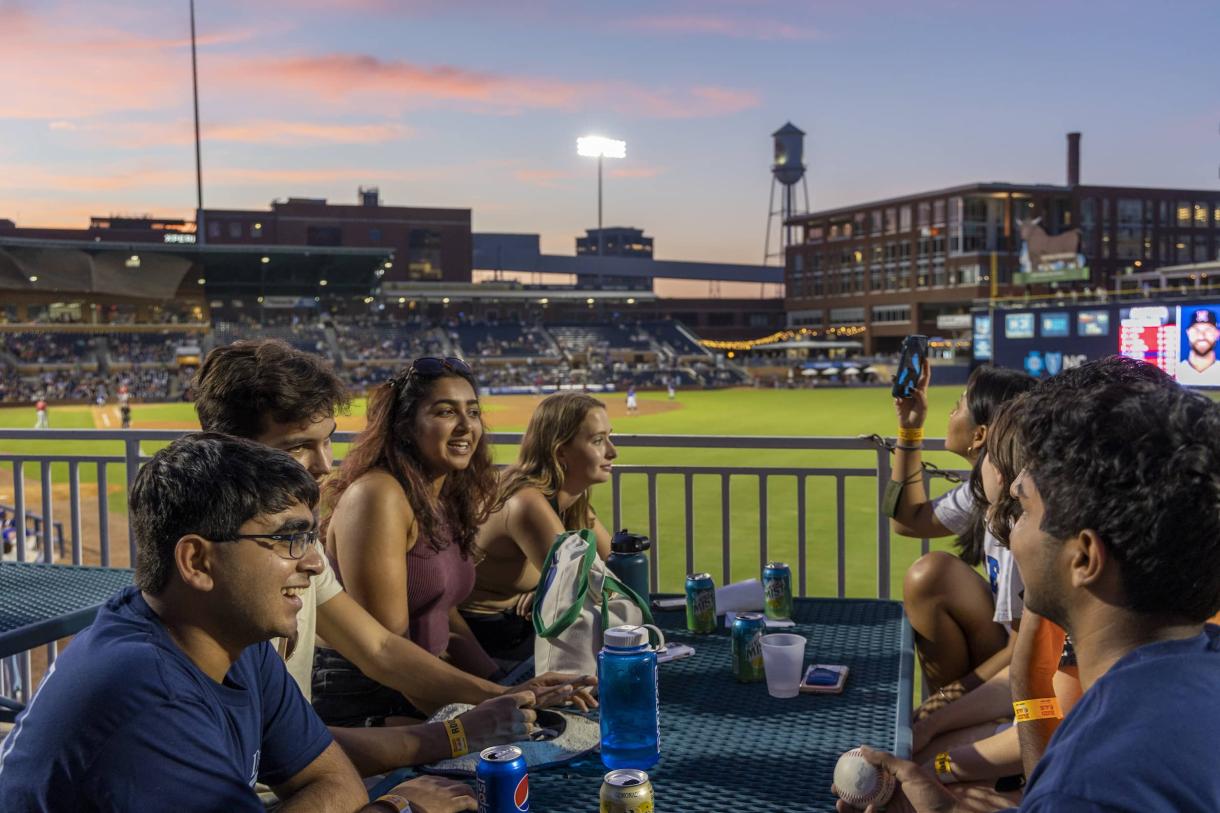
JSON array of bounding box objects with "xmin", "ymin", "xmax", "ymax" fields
[
  {"xmin": 835, "ymin": 357, "xmax": 1220, "ymax": 813},
  {"xmin": 0, "ymin": 434, "xmax": 382, "ymax": 810}
]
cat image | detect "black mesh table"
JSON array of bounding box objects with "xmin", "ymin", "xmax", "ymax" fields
[
  {"xmin": 379, "ymin": 597, "xmax": 914, "ymax": 812},
  {"xmin": 0, "ymin": 561, "xmax": 134, "ymax": 658}
]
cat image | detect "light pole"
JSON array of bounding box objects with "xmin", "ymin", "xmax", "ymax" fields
[{"xmin": 576, "ymin": 135, "xmax": 626, "ymax": 256}]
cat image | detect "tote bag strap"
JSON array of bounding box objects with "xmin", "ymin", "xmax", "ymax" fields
[
  {"xmin": 602, "ymin": 571, "xmax": 656, "ymax": 628},
  {"xmin": 533, "ymin": 528, "xmax": 599, "ymax": 639}
]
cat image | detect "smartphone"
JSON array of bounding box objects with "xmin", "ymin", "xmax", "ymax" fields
[
  {"xmin": 799, "ymin": 664, "xmax": 849, "ymax": 694},
  {"xmin": 891, "ymin": 334, "xmax": 929, "ymax": 399},
  {"xmin": 657, "ymin": 643, "xmax": 695, "ymax": 663}
]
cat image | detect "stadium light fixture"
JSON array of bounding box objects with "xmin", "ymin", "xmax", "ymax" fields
[
  {"xmin": 586, "ymin": 297, "xmax": 595, "ymax": 304},
  {"xmin": 627, "ymin": 297, "xmax": 636, "ymax": 305},
  {"xmin": 577, "ymin": 134, "xmax": 626, "ymax": 256},
  {"xmin": 398, "ymin": 297, "xmax": 406, "ymax": 304},
  {"xmin": 319, "ymin": 279, "xmax": 328, "ymax": 286},
  {"xmin": 28, "ymin": 275, "xmax": 38, "ymax": 283},
  {"xmin": 261, "ymin": 256, "xmax": 270, "ymax": 264},
  {"xmin": 540, "ymin": 297, "xmax": 549, "ymax": 305},
  {"xmin": 442, "ymin": 297, "xmax": 451, "ymax": 305},
  {"xmin": 197, "ymin": 277, "xmax": 206, "ymax": 285}
]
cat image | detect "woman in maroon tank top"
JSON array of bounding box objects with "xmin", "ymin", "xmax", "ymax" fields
[{"xmin": 313, "ymin": 357, "xmax": 503, "ymax": 725}]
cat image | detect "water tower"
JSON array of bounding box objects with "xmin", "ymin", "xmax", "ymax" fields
[{"xmin": 764, "ymin": 122, "xmax": 810, "ymax": 266}]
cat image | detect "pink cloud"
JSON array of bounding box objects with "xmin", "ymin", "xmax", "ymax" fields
[
  {"xmin": 621, "ymin": 14, "xmax": 821, "ymax": 41},
  {"xmin": 219, "ymin": 53, "xmax": 758, "ymax": 119},
  {"xmin": 45, "ymin": 119, "xmax": 413, "ymax": 148},
  {"xmin": 225, "ymin": 53, "xmax": 583, "ymax": 112},
  {"xmin": 512, "ymin": 168, "xmax": 575, "ymax": 189},
  {"xmin": 610, "ymin": 165, "xmax": 666, "ymax": 179}
]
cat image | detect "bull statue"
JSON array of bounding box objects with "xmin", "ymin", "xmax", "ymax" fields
[
  {"xmin": 1018, "ymin": 217, "xmax": 1080, "ymax": 259},
  {"xmin": 1017, "ymin": 217, "xmax": 1083, "ymax": 277}
]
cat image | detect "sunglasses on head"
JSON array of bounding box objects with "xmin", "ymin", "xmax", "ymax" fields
[{"xmin": 389, "ymin": 357, "xmax": 472, "ymax": 389}]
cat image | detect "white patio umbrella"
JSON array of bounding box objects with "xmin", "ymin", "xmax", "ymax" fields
[{"xmin": 821, "ymin": 367, "xmax": 841, "ymax": 375}]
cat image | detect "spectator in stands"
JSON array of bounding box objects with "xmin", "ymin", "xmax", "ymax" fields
[
  {"xmin": 890, "ymin": 365, "xmax": 1035, "ymax": 696},
  {"xmin": 838, "ymin": 358, "xmax": 1220, "ymax": 812},
  {"xmin": 192, "ymin": 340, "xmax": 588, "ymax": 771},
  {"xmin": 317, "ymin": 356, "xmax": 596, "ymax": 726},
  {"xmin": 0, "ymin": 433, "xmax": 472, "ymax": 812},
  {"xmin": 462, "ymin": 392, "xmax": 616, "ymax": 660}
]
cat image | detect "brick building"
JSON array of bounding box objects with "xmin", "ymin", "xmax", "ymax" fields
[{"xmin": 785, "ymin": 134, "xmax": 1220, "ymax": 353}]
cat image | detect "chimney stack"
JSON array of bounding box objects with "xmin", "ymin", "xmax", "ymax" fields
[{"xmin": 1067, "ymin": 132, "xmax": 1081, "ymax": 187}]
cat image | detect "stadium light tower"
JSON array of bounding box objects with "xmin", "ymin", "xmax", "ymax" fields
[{"xmin": 576, "ymin": 135, "xmax": 626, "ymax": 256}]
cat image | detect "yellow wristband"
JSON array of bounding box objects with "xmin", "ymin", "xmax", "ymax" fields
[
  {"xmin": 444, "ymin": 717, "xmax": 469, "ymax": 758},
  {"xmin": 1013, "ymin": 697, "xmax": 1062, "ymax": 722},
  {"xmin": 375, "ymin": 794, "xmax": 413, "ymax": 812},
  {"xmin": 934, "ymin": 751, "xmax": 957, "ymax": 784},
  {"xmin": 897, "ymin": 427, "xmax": 925, "ymax": 443}
]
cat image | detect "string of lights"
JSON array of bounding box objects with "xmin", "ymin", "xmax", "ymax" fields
[{"xmin": 700, "ymin": 325, "xmax": 866, "ymax": 351}]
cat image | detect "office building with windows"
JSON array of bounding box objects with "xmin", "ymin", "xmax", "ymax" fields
[
  {"xmin": 199, "ymin": 188, "xmax": 471, "ymax": 284},
  {"xmin": 785, "ymin": 134, "xmax": 1220, "ymax": 353}
]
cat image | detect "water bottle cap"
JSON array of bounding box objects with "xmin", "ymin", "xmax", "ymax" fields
[
  {"xmin": 611, "ymin": 529, "xmax": 650, "ymax": 553},
  {"xmin": 604, "ymin": 624, "xmax": 649, "ymax": 649}
]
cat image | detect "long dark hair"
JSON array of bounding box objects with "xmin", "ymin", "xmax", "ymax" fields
[
  {"xmin": 322, "ymin": 365, "xmax": 496, "ymax": 557},
  {"xmin": 955, "ymin": 365, "xmax": 1036, "ymax": 564},
  {"xmin": 968, "ymin": 397, "xmax": 1026, "ymax": 548}
]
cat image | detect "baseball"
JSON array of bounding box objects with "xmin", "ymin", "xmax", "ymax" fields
[{"xmin": 833, "ymin": 748, "xmax": 894, "ymax": 808}]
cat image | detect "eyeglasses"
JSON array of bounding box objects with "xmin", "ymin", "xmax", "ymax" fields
[{"xmin": 212, "ymin": 528, "xmax": 319, "ymax": 560}]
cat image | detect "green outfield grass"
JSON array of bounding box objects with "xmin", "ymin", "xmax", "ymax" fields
[{"xmin": 4, "ymin": 386, "xmax": 1217, "ymax": 598}]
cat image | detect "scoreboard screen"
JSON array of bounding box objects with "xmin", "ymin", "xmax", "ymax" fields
[{"xmin": 1119, "ymin": 306, "xmax": 1177, "ymax": 374}]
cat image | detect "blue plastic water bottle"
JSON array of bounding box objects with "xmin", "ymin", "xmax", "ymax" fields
[{"xmin": 599, "ymin": 624, "xmax": 663, "ymax": 770}]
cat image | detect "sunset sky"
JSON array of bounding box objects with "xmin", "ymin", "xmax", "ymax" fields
[{"xmin": 2, "ymin": 0, "xmax": 1217, "ymax": 265}]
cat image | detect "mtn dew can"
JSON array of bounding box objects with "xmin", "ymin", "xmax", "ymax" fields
[
  {"xmin": 763, "ymin": 562, "xmax": 793, "ymax": 620},
  {"xmin": 684, "ymin": 572, "xmax": 716, "ymax": 634},
  {"xmin": 731, "ymin": 612, "xmax": 766, "ymax": 682}
]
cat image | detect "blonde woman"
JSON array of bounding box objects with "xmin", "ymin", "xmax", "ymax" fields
[{"xmin": 461, "ymin": 392, "xmax": 617, "ymax": 659}]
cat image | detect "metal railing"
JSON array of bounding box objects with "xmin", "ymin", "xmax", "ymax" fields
[{"xmin": 0, "ymin": 428, "xmax": 960, "ymax": 702}]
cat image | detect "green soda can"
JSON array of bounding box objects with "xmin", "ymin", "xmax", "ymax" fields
[
  {"xmin": 763, "ymin": 562, "xmax": 793, "ymax": 620},
  {"xmin": 731, "ymin": 612, "xmax": 766, "ymax": 682},
  {"xmin": 684, "ymin": 572, "xmax": 716, "ymax": 634}
]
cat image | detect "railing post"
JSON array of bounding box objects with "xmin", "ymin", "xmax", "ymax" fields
[
  {"xmin": 40, "ymin": 461, "xmax": 54, "ymax": 564},
  {"xmin": 796, "ymin": 475, "xmax": 807, "ymax": 597},
  {"xmin": 757, "ymin": 474, "xmax": 768, "ymax": 578},
  {"xmin": 125, "ymin": 437, "xmax": 142, "ymax": 566},
  {"xmin": 875, "ymin": 445, "xmax": 893, "ymax": 600},
  {"xmin": 647, "ymin": 473, "xmax": 659, "ymax": 592},
  {"xmin": 97, "ymin": 462, "xmax": 110, "ymax": 568},
  {"xmin": 69, "ymin": 461, "xmax": 82, "ymax": 565},
  {"xmin": 13, "ymin": 460, "xmax": 25, "ymax": 563}
]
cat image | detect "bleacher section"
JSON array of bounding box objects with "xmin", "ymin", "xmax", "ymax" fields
[
  {"xmin": 106, "ymin": 332, "xmax": 196, "ymax": 364},
  {"xmin": 334, "ymin": 322, "xmax": 440, "ymax": 362},
  {"xmin": 0, "ymin": 332, "xmax": 96, "ymax": 365},
  {"xmin": 213, "ymin": 321, "xmax": 330, "ymax": 356},
  {"xmin": 644, "ymin": 320, "xmax": 712, "ymax": 358},
  {"xmin": 449, "ymin": 323, "xmax": 558, "ymax": 359},
  {"xmin": 0, "ymin": 313, "xmax": 766, "ymax": 403}
]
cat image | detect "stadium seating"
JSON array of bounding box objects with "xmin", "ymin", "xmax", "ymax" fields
[{"xmin": 0, "ymin": 332, "xmax": 96, "ymax": 365}]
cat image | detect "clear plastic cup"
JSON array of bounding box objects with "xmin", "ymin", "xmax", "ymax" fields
[{"xmin": 760, "ymin": 633, "xmax": 807, "ymax": 698}]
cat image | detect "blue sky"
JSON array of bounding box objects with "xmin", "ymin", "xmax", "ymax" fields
[{"xmin": 1, "ymin": 0, "xmax": 1217, "ymax": 265}]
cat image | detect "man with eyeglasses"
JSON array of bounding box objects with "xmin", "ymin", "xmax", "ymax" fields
[
  {"xmin": 192, "ymin": 341, "xmax": 593, "ymax": 782},
  {"xmin": 0, "ymin": 433, "xmax": 464, "ymax": 811}
]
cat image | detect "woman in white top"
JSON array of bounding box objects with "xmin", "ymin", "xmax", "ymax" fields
[{"xmin": 890, "ymin": 363, "xmax": 1035, "ymax": 696}]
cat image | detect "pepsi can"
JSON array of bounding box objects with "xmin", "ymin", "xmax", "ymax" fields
[
  {"xmin": 685, "ymin": 572, "xmax": 716, "ymax": 634},
  {"xmin": 763, "ymin": 562, "xmax": 793, "ymax": 620},
  {"xmin": 477, "ymin": 745, "xmax": 529, "ymax": 812}
]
